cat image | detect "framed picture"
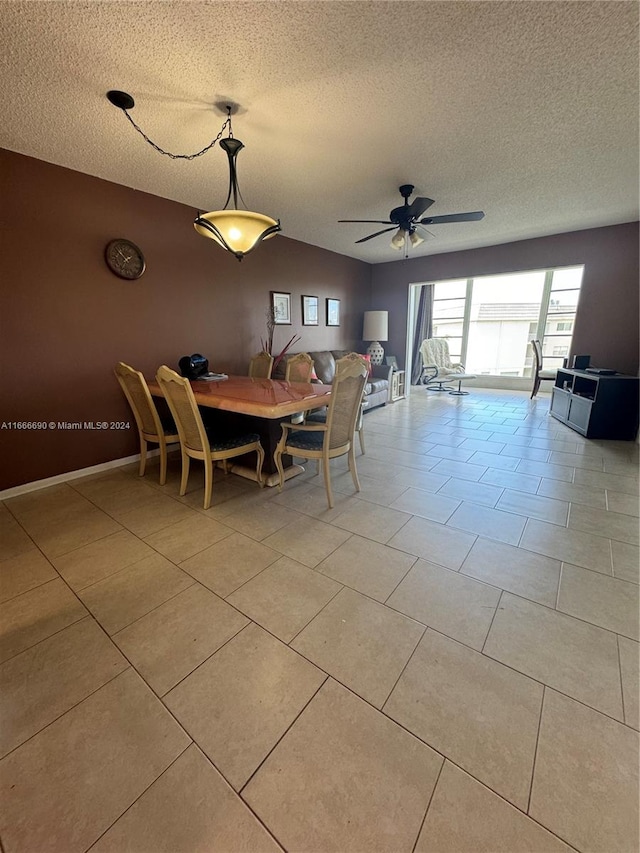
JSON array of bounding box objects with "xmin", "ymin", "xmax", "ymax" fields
[
  {"xmin": 301, "ymin": 295, "xmax": 319, "ymax": 326},
  {"xmin": 270, "ymin": 291, "xmax": 291, "ymax": 325},
  {"xmin": 385, "ymin": 355, "xmax": 398, "ymax": 370},
  {"xmin": 326, "ymin": 298, "xmax": 340, "ymax": 327}
]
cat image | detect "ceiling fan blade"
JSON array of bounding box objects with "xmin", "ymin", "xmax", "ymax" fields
[
  {"xmin": 420, "ymin": 211, "xmax": 485, "ymax": 225},
  {"xmin": 338, "ymin": 219, "xmax": 393, "ymax": 224},
  {"xmin": 406, "ymin": 196, "xmax": 435, "ymax": 218},
  {"xmin": 415, "ymin": 225, "xmax": 436, "ymax": 239},
  {"xmin": 355, "ymin": 227, "xmax": 398, "ymax": 244}
]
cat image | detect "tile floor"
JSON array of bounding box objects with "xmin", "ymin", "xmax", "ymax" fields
[{"xmin": 0, "ymin": 388, "xmax": 638, "ymax": 852}]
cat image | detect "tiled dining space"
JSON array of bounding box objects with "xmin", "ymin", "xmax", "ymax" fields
[{"xmin": 0, "ymin": 387, "xmax": 638, "ymax": 853}]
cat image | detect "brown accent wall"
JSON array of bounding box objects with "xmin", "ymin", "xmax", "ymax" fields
[
  {"xmin": 371, "ymin": 223, "xmax": 639, "ymax": 377},
  {"xmin": 0, "ymin": 150, "xmax": 371, "ymax": 489}
]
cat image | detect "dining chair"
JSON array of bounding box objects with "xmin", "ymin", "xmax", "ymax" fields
[
  {"xmin": 305, "ymin": 352, "xmax": 367, "ymax": 454},
  {"xmin": 530, "ymin": 339, "xmax": 558, "ymax": 398},
  {"xmin": 285, "ymin": 352, "xmax": 314, "ymax": 383},
  {"xmin": 156, "ymin": 365, "xmax": 265, "ymax": 509},
  {"xmin": 249, "ymin": 350, "xmax": 274, "ymax": 379},
  {"xmin": 274, "ymin": 355, "xmax": 368, "ymax": 508},
  {"xmin": 114, "ymin": 362, "xmax": 179, "ymax": 485}
]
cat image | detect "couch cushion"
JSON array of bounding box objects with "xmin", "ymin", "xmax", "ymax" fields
[
  {"xmin": 308, "ymin": 351, "xmax": 336, "ymax": 385},
  {"xmin": 368, "ymin": 379, "xmax": 388, "ymax": 394}
]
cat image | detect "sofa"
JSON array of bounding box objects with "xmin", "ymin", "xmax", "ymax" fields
[{"xmin": 274, "ymin": 350, "xmax": 392, "ymax": 411}]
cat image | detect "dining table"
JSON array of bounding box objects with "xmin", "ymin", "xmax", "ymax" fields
[{"xmin": 147, "ymin": 374, "xmax": 332, "ymax": 486}]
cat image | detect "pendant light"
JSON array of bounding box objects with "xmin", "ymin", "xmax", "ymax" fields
[{"xmin": 107, "ymin": 91, "xmax": 281, "ymax": 261}]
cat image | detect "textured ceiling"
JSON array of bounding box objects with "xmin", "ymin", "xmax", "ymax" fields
[{"xmin": 1, "ymin": 1, "xmax": 638, "ymax": 263}]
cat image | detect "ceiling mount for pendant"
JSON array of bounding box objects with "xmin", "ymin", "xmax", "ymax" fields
[{"xmin": 106, "ymin": 89, "xmax": 281, "ymax": 260}]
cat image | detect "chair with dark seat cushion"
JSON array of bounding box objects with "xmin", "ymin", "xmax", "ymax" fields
[
  {"xmin": 156, "ymin": 365, "xmax": 264, "ymax": 509},
  {"xmin": 274, "ymin": 355, "xmax": 368, "ymax": 508},
  {"xmin": 114, "ymin": 362, "xmax": 179, "ymax": 485},
  {"xmin": 530, "ymin": 339, "xmax": 558, "ymax": 398}
]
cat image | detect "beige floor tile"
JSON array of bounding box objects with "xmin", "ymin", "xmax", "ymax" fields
[
  {"xmin": 91, "ymin": 745, "xmax": 282, "ymax": 853},
  {"xmin": 611, "ymin": 539, "xmax": 639, "ymax": 584},
  {"xmin": 499, "ymin": 444, "xmax": 552, "ymax": 462},
  {"xmin": 31, "ymin": 509, "xmax": 123, "ymax": 559},
  {"xmin": 607, "ymin": 489, "xmax": 640, "ymax": 517},
  {"xmin": 355, "ymin": 455, "xmax": 414, "ymax": 482},
  {"xmin": 0, "ymin": 668, "xmax": 190, "ymax": 853},
  {"xmin": 390, "ymin": 488, "xmax": 461, "ymax": 522},
  {"xmin": 602, "ymin": 458, "xmax": 640, "ymax": 478},
  {"xmin": 619, "ymin": 636, "xmax": 639, "ymax": 730},
  {"xmin": 569, "ymin": 502, "xmax": 639, "ymax": 546},
  {"xmin": 460, "ymin": 537, "xmax": 561, "ymax": 607},
  {"xmin": 387, "ymin": 560, "xmax": 500, "ymax": 650},
  {"xmin": 416, "ymin": 761, "xmax": 571, "ymax": 853},
  {"xmin": 0, "ymin": 549, "xmax": 57, "ymax": 603},
  {"xmin": 315, "ymin": 534, "xmax": 415, "ymax": 602},
  {"xmin": 165, "ymin": 623, "xmax": 325, "ymax": 790},
  {"xmin": 530, "ymin": 689, "xmax": 639, "ymax": 853},
  {"xmin": 51, "ymin": 529, "xmax": 156, "ymax": 591},
  {"xmin": 384, "ymin": 630, "xmax": 542, "ymax": 809},
  {"xmin": 244, "ymin": 678, "xmax": 443, "ymax": 852},
  {"xmin": 425, "ymin": 444, "xmax": 475, "ymax": 463},
  {"xmin": 77, "ymin": 553, "xmax": 194, "ymax": 635},
  {"xmin": 226, "ymin": 556, "xmax": 341, "ymax": 642},
  {"xmin": 557, "ymin": 563, "xmax": 639, "ymax": 640},
  {"xmin": 116, "ymin": 495, "xmax": 200, "ymax": 537},
  {"xmin": 437, "ymin": 476, "xmax": 504, "ymax": 507},
  {"xmin": 221, "ymin": 502, "xmax": 303, "ymax": 541},
  {"xmin": 548, "ymin": 449, "xmax": 604, "ymax": 471},
  {"xmin": 480, "ymin": 467, "xmax": 541, "ymax": 493},
  {"xmin": 0, "ymin": 617, "xmax": 127, "ymax": 757},
  {"xmin": 272, "ymin": 479, "xmax": 351, "ymax": 518},
  {"xmin": 484, "ymin": 593, "xmax": 623, "ymax": 719},
  {"xmin": 0, "ymin": 515, "xmax": 36, "ymax": 562},
  {"xmin": 262, "ymin": 516, "xmax": 351, "ymax": 568},
  {"xmin": 574, "ymin": 467, "xmax": 639, "ymax": 496},
  {"xmin": 143, "ymin": 514, "xmax": 232, "ymax": 562},
  {"xmin": 430, "ymin": 458, "xmax": 488, "ymax": 482},
  {"xmin": 390, "ymin": 467, "xmax": 450, "ymax": 492},
  {"xmin": 180, "ymin": 532, "xmax": 280, "ymax": 597},
  {"xmin": 0, "ymin": 578, "xmax": 87, "ymax": 664},
  {"xmin": 69, "ymin": 469, "xmax": 142, "ymax": 501},
  {"xmin": 460, "ymin": 437, "xmax": 506, "ymax": 453},
  {"xmin": 4, "ymin": 484, "xmax": 88, "ymax": 524},
  {"xmin": 537, "ymin": 477, "xmax": 606, "ymax": 508},
  {"xmin": 84, "ymin": 480, "xmax": 168, "ymax": 515},
  {"xmin": 468, "ymin": 450, "xmax": 520, "ymax": 471},
  {"xmin": 113, "ymin": 584, "xmax": 248, "ymax": 696},
  {"xmin": 447, "ymin": 501, "xmax": 526, "ymax": 546},
  {"xmin": 388, "ymin": 516, "xmax": 476, "ymax": 570},
  {"xmin": 331, "ymin": 499, "xmax": 411, "ymax": 544},
  {"xmin": 516, "ymin": 459, "xmax": 574, "ymax": 482},
  {"xmin": 496, "ymin": 489, "xmax": 569, "ymax": 526},
  {"xmin": 336, "ymin": 474, "xmax": 410, "ymax": 508},
  {"xmin": 292, "ymin": 587, "xmax": 424, "ymax": 707},
  {"xmin": 520, "ymin": 518, "xmax": 612, "ymax": 574}
]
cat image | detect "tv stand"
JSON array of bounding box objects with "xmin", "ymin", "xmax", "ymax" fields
[{"xmin": 549, "ymin": 368, "xmax": 639, "ymax": 440}]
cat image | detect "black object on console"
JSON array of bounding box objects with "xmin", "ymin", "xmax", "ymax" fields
[{"xmin": 178, "ymin": 353, "xmax": 209, "ymax": 379}]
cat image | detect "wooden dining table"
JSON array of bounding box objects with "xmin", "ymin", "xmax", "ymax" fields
[{"xmin": 148, "ymin": 374, "xmax": 332, "ymax": 486}]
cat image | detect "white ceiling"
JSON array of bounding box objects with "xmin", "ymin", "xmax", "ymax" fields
[{"xmin": 1, "ymin": 1, "xmax": 638, "ymax": 264}]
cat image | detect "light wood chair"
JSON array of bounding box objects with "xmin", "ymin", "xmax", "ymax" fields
[
  {"xmin": 114, "ymin": 362, "xmax": 179, "ymax": 485},
  {"xmin": 156, "ymin": 365, "xmax": 265, "ymax": 509},
  {"xmin": 249, "ymin": 351, "xmax": 274, "ymax": 379},
  {"xmin": 305, "ymin": 352, "xmax": 367, "ymax": 454},
  {"xmin": 530, "ymin": 339, "xmax": 558, "ymax": 398},
  {"xmin": 274, "ymin": 355, "xmax": 368, "ymax": 508},
  {"xmin": 285, "ymin": 352, "xmax": 314, "ymax": 383}
]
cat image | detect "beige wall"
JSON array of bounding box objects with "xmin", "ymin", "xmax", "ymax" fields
[
  {"xmin": 0, "ymin": 150, "xmax": 371, "ymax": 489},
  {"xmin": 371, "ymin": 222, "xmax": 640, "ymax": 377}
]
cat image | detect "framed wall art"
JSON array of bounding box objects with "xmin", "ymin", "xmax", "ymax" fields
[
  {"xmin": 302, "ymin": 295, "xmax": 319, "ymax": 326},
  {"xmin": 270, "ymin": 291, "xmax": 291, "ymax": 324},
  {"xmin": 326, "ymin": 298, "xmax": 340, "ymax": 327}
]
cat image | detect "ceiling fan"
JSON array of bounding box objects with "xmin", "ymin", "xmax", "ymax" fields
[{"xmin": 339, "ymin": 184, "xmax": 484, "ymax": 251}]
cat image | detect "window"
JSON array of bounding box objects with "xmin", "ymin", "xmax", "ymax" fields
[{"xmin": 426, "ymin": 266, "xmax": 583, "ymax": 377}]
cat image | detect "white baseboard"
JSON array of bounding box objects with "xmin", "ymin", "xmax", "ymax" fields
[{"xmin": 0, "ymin": 450, "xmax": 161, "ymax": 501}]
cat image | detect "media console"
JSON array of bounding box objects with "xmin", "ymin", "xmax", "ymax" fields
[{"xmin": 549, "ymin": 368, "xmax": 639, "ymax": 440}]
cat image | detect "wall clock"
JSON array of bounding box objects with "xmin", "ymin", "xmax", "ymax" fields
[{"xmin": 105, "ymin": 239, "xmax": 146, "ymax": 280}]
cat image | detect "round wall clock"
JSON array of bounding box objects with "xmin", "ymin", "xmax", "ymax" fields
[{"xmin": 105, "ymin": 239, "xmax": 146, "ymax": 280}]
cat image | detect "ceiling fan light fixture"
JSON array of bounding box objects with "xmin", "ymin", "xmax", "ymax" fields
[
  {"xmin": 390, "ymin": 229, "xmax": 405, "ymax": 250},
  {"xmin": 409, "ymin": 230, "xmax": 425, "ymax": 247}
]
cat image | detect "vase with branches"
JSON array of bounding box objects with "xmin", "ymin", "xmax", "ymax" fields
[{"xmin": 261, "ymin": 307, "xmax": 301, "ymax": 371}]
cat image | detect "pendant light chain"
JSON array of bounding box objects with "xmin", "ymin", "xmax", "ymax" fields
[{"xmin": 120, "ymin": 108, "xmax": 233, "ymax": 161}]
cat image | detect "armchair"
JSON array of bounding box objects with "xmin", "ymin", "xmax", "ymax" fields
[{"xmin": 419, "ymin": 338, "xmax": 476, "ymax": 396}]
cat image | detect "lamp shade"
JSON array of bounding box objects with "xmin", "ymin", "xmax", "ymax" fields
[
  {"xmin": 194, "ymin": 210, "xmax": 280, "ymax": 259},
  {"xmin": 363, "ymin": 311, "xmax": 388, "ymax": 342}
]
